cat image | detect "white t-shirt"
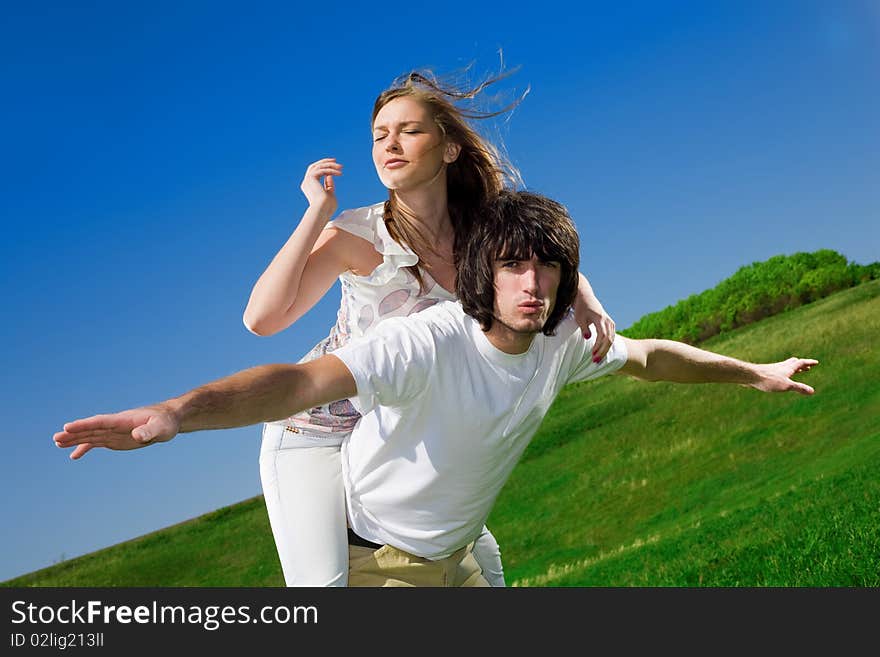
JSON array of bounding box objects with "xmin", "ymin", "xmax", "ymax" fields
[
  {"xmin": 333, "ymin": 300, "xmax": 628, "ymax": 559},
  {"xmin": 265, "ymin": 202, "xmax": 455, "ymax": 440}
]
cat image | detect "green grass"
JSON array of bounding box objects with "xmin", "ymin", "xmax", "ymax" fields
[
  {"xmin": 622, "ymin": 249, "xmax": 879, "ymax": 343},
  {"xmin": 5, "ymin": 280, "xmax": 879, "ymax": 587},
  {"xmin": 6, "ymin": 497, "xmax": 286, "ymax": 587},
  {"xmin": 493, "ymin": 279, "xmax": 880, "ymax": 586}
]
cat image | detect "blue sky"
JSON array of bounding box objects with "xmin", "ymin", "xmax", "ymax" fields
[{"xmin": 2, "ymin": 1, "xmax": 877, "ymax": 582}]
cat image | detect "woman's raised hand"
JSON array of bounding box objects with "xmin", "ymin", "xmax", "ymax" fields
[{"xmin": 300, "ymin": 158, "xmax": 343, "ymax": 214}]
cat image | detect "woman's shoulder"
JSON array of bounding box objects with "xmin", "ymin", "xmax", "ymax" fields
[
  {"xmin": 327, "ymin": 202, "xmax": 386, "ymax": 243},
  {"xmin": 328, "ymin": 201, "xmax": 422, "ymax": 289}
]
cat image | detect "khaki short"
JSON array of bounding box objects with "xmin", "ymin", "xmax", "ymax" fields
[{"xmin": 348, "ymin": 542, "xmax": 491, "ymax": 587}]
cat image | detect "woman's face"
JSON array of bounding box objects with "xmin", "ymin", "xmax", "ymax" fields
[{"xmin": 371, "ymin": 96, "xmax": 458, "ymax": 192}]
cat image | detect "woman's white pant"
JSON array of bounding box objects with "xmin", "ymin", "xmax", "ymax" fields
[{"xmin": 259, "ymin": 423, "xmax": 505, "ymax": 587}]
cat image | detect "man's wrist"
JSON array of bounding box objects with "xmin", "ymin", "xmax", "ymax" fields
[
  {"xmin": 743, "ymin": 363, "xmax": 766, "ymax": 389},
  {"xmin": 162, "ymin": 397, "xmax": 188, "ymax": 433}
]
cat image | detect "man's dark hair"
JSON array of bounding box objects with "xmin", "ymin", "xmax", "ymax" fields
[{"xmin": 456, "ymin": 190, "xmax": 580, "ymax": 336}]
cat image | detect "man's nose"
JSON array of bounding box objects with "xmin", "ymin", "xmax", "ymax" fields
[{"xmin": 521, "ymin": 266, "xmax": 539, "ymax": 292}]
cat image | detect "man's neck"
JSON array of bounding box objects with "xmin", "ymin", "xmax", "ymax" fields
[{"xmin": 484, "ymin": 323, "xmax": 537, "ymax": 355}]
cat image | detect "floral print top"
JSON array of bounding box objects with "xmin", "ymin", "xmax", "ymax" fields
[{"xmin": 269, "ymin": 202, "xmax": 456, "ymax": 439}]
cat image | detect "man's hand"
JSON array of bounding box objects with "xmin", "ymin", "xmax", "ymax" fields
[
  {"xmin": 749, "ymin": 357, "xmax": 819, "ymax": 395},
  {"xmin": 53, "ymin": 405, "xmax": 180, "ymax": 460}
]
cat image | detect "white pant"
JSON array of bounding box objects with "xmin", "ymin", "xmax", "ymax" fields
[{"xmin": 259, "ymin": 423, "xmax": 506, "ymax": 587}]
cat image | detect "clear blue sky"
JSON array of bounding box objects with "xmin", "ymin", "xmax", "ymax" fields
[{"xmin": 2, "ymin": 1, "xmax": 877, "ymax": 582}]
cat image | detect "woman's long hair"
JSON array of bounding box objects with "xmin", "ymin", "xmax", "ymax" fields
[{"xmin": 371, "ymin": 68, "xmax": 526, "ymax": 292}]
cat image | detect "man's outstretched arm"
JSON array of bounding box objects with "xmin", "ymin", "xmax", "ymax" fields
[
  {"xmin": 52, "ymin": 355, "xmax": 356, "ymax": 460},
  {"xmin": 617, "ymin": 337, "xmax": 818, "ymax": 394}
]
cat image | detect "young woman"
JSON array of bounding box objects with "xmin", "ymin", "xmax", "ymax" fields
[{"xmin": 243, "ymin": 70, "xmax": 616, "ymax": 586}]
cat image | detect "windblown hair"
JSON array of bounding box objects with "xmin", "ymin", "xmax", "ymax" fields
[
  {"xmin": 456, "ymin": 190, "xmax": 580, "ymax": 336},
  {"xmin": 372, "ymin": 68, "xmax": 525, "ymax": 292}
]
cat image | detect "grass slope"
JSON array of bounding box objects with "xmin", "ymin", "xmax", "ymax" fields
[
  {"xmin": 494, "ymin": 279, "xmax": 880, "ymax": 586},
  {"xmin": 6, "ymin": 280, "xmax": 879, "ymax": 587}
]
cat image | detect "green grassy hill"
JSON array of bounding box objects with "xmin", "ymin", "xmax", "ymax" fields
[
  {"xmin": 622, "ymin": 249, "xmax": 879, "ymax": 344},
  {"xmin": 6, "ymin": 280, "xmax": 879, "ymax": 587}
]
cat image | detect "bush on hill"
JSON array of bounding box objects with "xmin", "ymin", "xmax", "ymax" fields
[{"xmin": 621, "ymin": 250, "xmax": 879, "ymax": 343}]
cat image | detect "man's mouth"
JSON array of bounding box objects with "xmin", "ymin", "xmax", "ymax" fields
[{"xmin": 518, "ymin": 301, "xmax": 544, "ymax": 315}]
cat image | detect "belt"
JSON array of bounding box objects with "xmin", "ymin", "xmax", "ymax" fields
[{"xmin": 347, "ymin": 527, "xmax": 384, "ymax": 550}]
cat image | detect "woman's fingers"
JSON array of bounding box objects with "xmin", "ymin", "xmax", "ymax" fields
[
  {"xmin": 306, "ymin": 159, "xmax": 343, "ymax": 177},
  {"xmin": 591, "ymin": 318, "xmax": 617, "ymax": 361},
  {"xmin": 302, "ymin": 160, "xmax": 343, "ymax": 201}
]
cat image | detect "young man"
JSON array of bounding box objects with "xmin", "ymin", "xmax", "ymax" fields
[{"xmin": 53, "ymin": 191, "xmax": 818, "ymax": 587}]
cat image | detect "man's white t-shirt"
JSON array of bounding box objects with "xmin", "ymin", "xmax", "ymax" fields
[{"xmin": 332, "ymin": 300, "xmax": 628, "ymax": 559}]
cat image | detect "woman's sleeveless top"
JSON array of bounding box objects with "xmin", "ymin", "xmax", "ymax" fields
[{"xmin": 267, "ymin": 202, "xmax": 456, "ymax": 440}]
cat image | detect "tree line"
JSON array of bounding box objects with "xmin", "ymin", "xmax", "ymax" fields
[{"xmin": 621, "ymin": 250, "xmax": 880, "ymax": 344}]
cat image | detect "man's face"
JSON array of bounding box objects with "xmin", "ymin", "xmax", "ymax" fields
[{"xmin": 491, "ymin": 254, "xmax": 561, "ymax": 339}]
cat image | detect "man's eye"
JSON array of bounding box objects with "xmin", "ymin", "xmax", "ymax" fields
[{"xmin": 373, "ymin": 135, "xmax": 386, "ymax": 142}]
